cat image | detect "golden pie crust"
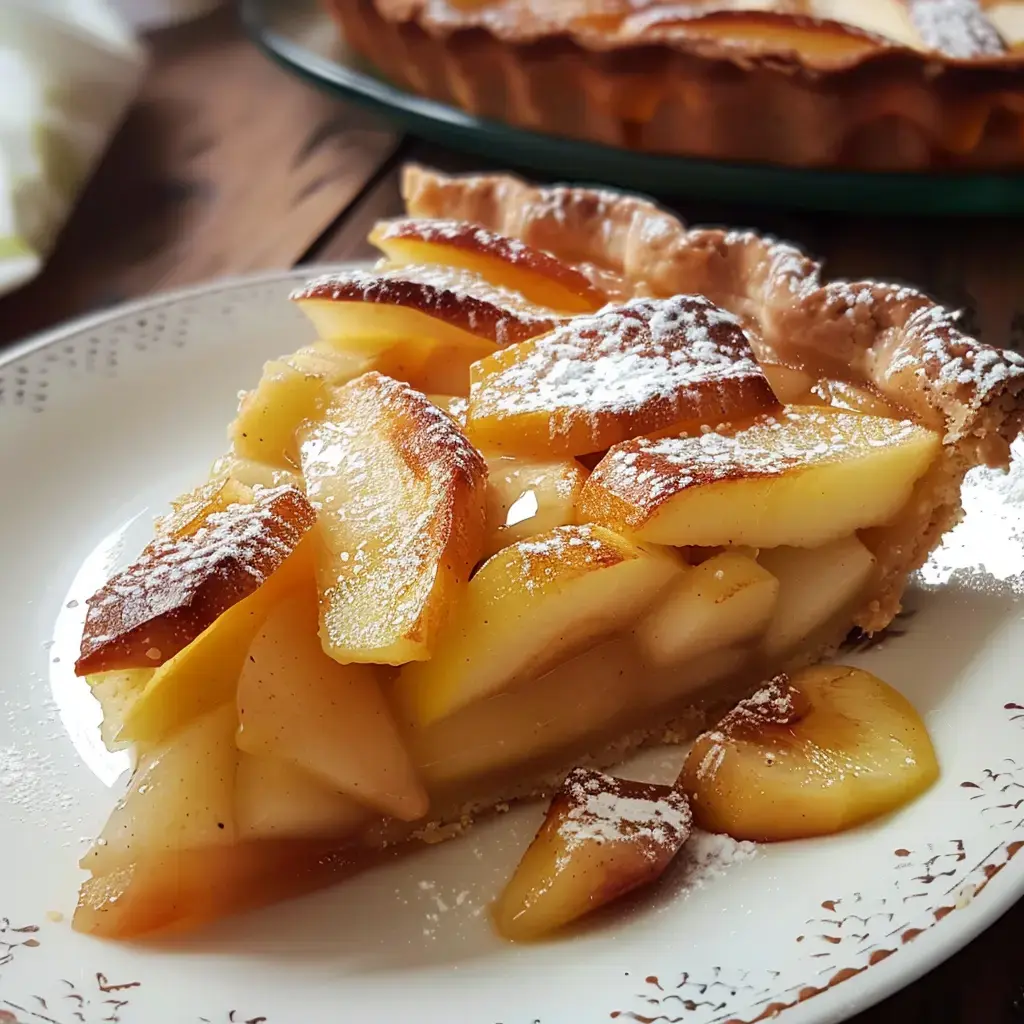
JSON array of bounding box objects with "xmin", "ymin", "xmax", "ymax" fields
[{"xmin": 326, "ymin": 0, "xmax": 1024, "ymax": 170}]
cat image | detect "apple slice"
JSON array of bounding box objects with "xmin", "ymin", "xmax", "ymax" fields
[
  {"xmin": 209, "ymin": 452, "xmax": 304, "ymax": 493},
  {"xmin": 88, "ymin": 537, "xmax": 314, "ymax": 748},
  {"xmin": 74, "ymin": 837, "xmax": 371, "ymax": 938},
  {"xmin": 758, "ymin": 537, "xmax": 877, "ymax": 658},
  {"xmin": 299, "ymin": 372, "xmax": 487, "ymax": 665},
  {"xmin": 77, "ymin": 487, "xmax": 315, "ymax": 679},
  {"xmin": 634, "ymin": 551, "xmax": 779, "ymax": 667},
  {"xmin": 82, "ymin": 703, "xmax": 238, "ymax": 878},
  {"xmin": 236, "ymin": 588, "xmax": 428, "ymax": 821},
  {"xmin": 395, "ymin": 524, "xmax": 682, "ymax": 727},
  {"xmin": 369, "ymin": 218, "xmax": 606, "ymax": 314},
  {"xmin": 681, "ymin": 667, "xmax": 939, "ymax": 841},
  {"xmin": 484, "ymin": 455, "xmax": 588, "ymax": 557},
  {"xmin": 235, "ymin": 753, "xmax": 371, "ymax": 841},
  {"xmin": 230, "ymin": 342, "xmax": 376, "ymax": 467},
  {"xmin": 760, "ymin": 362, "xmax": 814, "ymax": 404},
  {"xmin": 464, "ymin": 295, "xmax": 779, "ymax": 457},
  {"xmin": 76, "ymin": 485, "xmax": 316, "ymax": 675},
  {"xmin": 157, "ymin": 476, "xmax": 254, "ymax": 540},
  {"xmin": 292, "ymin": 266, "xmax": 561, "ymax": 352},
  {"xmin": 578, "ymin": 407, "xmax": 941, "ymax": 548},
  {"xmin": 493, "ymin": 768, "xmax": 692, "ymax": 941}
]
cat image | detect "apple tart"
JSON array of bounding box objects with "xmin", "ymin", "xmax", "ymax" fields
[
  {"xmin": 325, "ymin": 0, "xmax": 1024, "ymax": 171},
  {"xmin": 73, "ymin": 166, "xmax": 1024, "ymax": 939}
]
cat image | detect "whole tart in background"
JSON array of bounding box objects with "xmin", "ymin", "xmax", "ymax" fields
[{"xmin": 323, "ymin": 0, "xmax": 1024, "ymax": 171}]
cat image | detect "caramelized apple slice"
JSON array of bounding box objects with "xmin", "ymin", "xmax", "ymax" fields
[
  {"xmin": 76, "ymin": 485, "xmax": 316, "ymax": 675},
  {"xmin": 299, "ymin": 372, "xmax": 487, "ymax": 665},
  {"xmin": 292, "ymin": 266, "xmax": 561, "ymax": 352},
  {"xmin": 484, "ymin": 455, "xmax": 588, "ymax": 557},
  {"xmin": 395, "ymin": 525, "xmax": 681, "ymax": 727},
  {"xmin": 82, "ymin": 704, "xmax": 238, "ymax": 878},
  {"xmin": 230, "ymin": 343, "xmax": 375, "ymax": 467},
  {"xmin": 634, "ymin": 552, "xmax": 779, "ymax": 667},
  {"xmin": 89, "ymin": 538, "xmax": 314, "ymax": 748},
  {"xmin": 494, "ymin": 768, "xmax": 692, "ymax": 941},
  {"xmin": 465, "ymin": 296, "xmax": 779, "ymax": 458},
  {"xmin": 758, "ymin": 537, "xmax": 877, "ymax": 659},
  {"xmin": 236, "ymin": 589, "xmax": 428, "ymax": 821},
  {"xmin": 370, "ymin": 218, "xmax": 605, "ymax": 314},
  {"xmin": 578, "ymin": 407, "xmax": 941, "ymax": 548},
  {"xmin": 681, "ymin": 667, "xmax": 939, "ymax": 841},
  {"xmin": 74, "ymin": 837, "xmax": 369, "ymax": 938},
  {"xmin": 235, "ymin": 753, "xmax": 370, "ymax": 841}
]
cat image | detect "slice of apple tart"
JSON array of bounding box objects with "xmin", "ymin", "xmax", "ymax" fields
[{"xmin": 73, "ymin": 167, "xmax": 1024, "ymax": 940}]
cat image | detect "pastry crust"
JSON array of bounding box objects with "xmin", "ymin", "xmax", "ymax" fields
[
  {"xmin": 325, "ymin": 0, "xmax": 1024, "ymax": 170},
  {"xmin": 402, "ymin": 163, "xmax": 1024, "ymax": 629}
]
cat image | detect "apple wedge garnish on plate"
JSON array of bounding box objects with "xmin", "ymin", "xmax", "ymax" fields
[
  {"xmin": 577, "ymin": 406, "xmax": 941, "ymax": 547},
  {"xmin": 395, "ymin": 524, "xmax": 682, "ymax": 727},
  {"xmin": 236, "ymin": 588, "xmax": 428, "ymax": 821},
  {"xmin": 299, "ymin": 371, "xmax": 488, "ymax": 665},
  {"xmin": 494, "ymin": 768, "xmax": 692, "ymax": 941},
  {"xmin": 369, "ymin": 217, "xmax": 606, "ymax": 314},
  {"xmin": 76, "ymin": 484, "xmax": 316, "ymax": 676},
  {"xmin": 464, "ymin": 295, "xmax": 779, "ymax": 458},
  {"xmin": 680, "ymin": 667, "xmax": 939, "ymax": 842}
]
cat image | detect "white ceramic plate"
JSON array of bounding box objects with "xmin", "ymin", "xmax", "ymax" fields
[{"xmin": 2, "ymin": 269, "xmax": 1023, "ymax": 1024}]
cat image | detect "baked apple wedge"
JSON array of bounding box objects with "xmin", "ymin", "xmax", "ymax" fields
[
  {"xmin": 395, "ymin": 524, "xmax": 681, "ymax": 727},
  {"xmin": 82, "ymin": 704, "xmax": 238, "ymax": 878},
  {"xmin": 465, "ymin": 295, "xmax": 779, "ymax": 457},
  {"xmin": 634, "ymin": 551, "xmax": 779, "ymax": 667},
  {"xmin": 230, "ymin": 342, "xmax": 377, "ymax": 468},
  {"xmin": 369, "ymin": 218, "xmax": 605, "ymax": 314},
  {"xmin": 578, "ymin": 407, "xmax": 941, "ymax": 548},
  {"xmin": 758, "ymin": 538, "xmax": 877, "ymax": 658},
  {"xmin": 299, "ymin": 372, "xmax": 487, "ymax": 665},
  {"xmin": 236, "ymin": 589, "xmax": 428, "ymax": 821},
  {"xmin": 292, "ymin": 266, "xmax": 561, "ymax": 353},
  {"xmin": 235, "ymin": 753, "xmax": 370, "ymax": 841},
  {"xmin": 483, "ymin": 455, "xmax": 588, "ymax": 557},
  {"xmin": 681, "ymin": 667, "xmax": 939, "ymax": 841},
  {"xmin": 494, "ymin": 768, "xmax": 692, "ymax": 941},
  {"xmin": 76, "ymin": 484, "xmax": 316, "ymax": 675}
]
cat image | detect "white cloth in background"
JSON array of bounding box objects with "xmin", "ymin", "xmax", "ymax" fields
[{"xmin": 0, "ymin": 0, "xmax": 222, "ymax": 297}]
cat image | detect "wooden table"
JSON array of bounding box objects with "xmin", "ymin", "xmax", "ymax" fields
[{"xmin": 1, "ymin": 9, "xmax": 1021, "ymax": 1021}]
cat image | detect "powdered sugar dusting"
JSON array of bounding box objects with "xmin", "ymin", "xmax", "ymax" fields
[
  {"xmin": 556, "ymin": 768, "xmax": 692, "ymax": 866},
  {"xmin": 470, "ymin": 294, "xmax": 771, "ymax": 439},
  {"xmin": 908, "ymin": 0, "xmax": 1005, "ymax": 57},
  {"xmin": 677, "ymin": 828, "xmax": 759, "ymax": 889}
]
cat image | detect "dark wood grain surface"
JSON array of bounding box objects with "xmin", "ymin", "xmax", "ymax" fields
[{"xmin": 0, "ymin": 8, "xmax": 1020, "ymax": 1022}]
